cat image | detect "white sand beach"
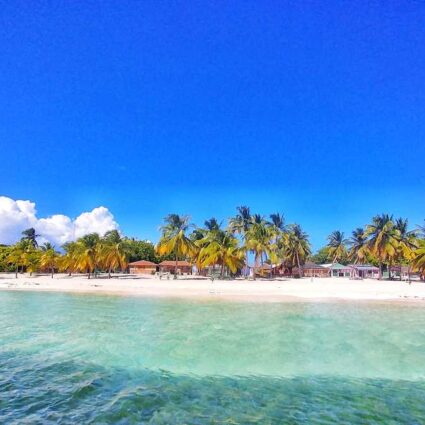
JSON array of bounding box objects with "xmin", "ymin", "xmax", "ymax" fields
[{"xmin": 1, "ymin": 273, "xmax": 425, "ymax": 302}]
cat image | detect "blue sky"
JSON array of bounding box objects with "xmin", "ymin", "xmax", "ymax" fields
[{"xmin": 1, "ymin": 1, "xmax": 424, "ymax": 249}]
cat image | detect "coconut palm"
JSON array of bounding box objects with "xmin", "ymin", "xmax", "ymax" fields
[
  {"xmin": 99, "ymin": 231, "xmax": 130, "ymax": 278},
  {"xmin": 74, "ymin": 233, "xmax": 101, "ymax": 278},
  {"xmin": 348, "ymin": 228, "xmax": 368, "ymax": 264},
  {"xmin": 40, "ymin": 244, "xmax": 60, "ymax": 278},
  {"xmin": 61, "ymin": 241, "xmax": 79, "ymax": 275},
  {"xmin": 7, "ymin": 243, "xmax": 26, "ymax": 278},
  {"xmin": 229, "ymin": 206, "xmax": 252, "ymax": 276},
  {"xmin": 283, "ymin": 224, "xmax": 311, "ymax": 277},
  {"xmin": 394, "ymin": 218, "xmax": 418, "ymax": 280},
  {"xmin": 412, "ymin": 240, "xmax": 425, "ymax": 281},
  {"xmin": 197, "ymin": 230, "xmax": 244, "ymax": 277},
  {"xmin": 364, "ymin": 214, "xmax": 399, "ymax": 279},
  {"xmin": 21, "ymin": 228, "xmax": 40, "ymax": 248},
  {"xmin": 156, "ymin": 214, "xmax": 197, "ymax": 278},
  {"xmin": 416, "ymin": 220, "xmax": 425, "ymax": 239},
  {"xmin": 7, "ymin": 240, "xmax": 39, "ymax": 276},
  {"xmin": 204, "ymin": 217, "xmax": 221, "ymax": 232},
  {"xmin": 245, "ymin": 216, "xmax": 275, "ymax": 278},
  {"xmin": 326, "ymin": 231, "xmax": 348, "ymax": 263}
]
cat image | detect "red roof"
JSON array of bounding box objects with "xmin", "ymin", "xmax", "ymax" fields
[
  {"xmin": 159, "ymin": 260, "xmax": 192, "ymax": 267},
  {"xmin": 129, "ymin": 260, "xmax": 157, "ymax": 267}
]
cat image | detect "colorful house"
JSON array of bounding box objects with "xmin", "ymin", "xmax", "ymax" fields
[
  {"xmin": 349, "ymin": 264, "xmax": 379, "ymax": 279},
  {"xmin": 322, "ymin": 263, "xmax": 352, "ymax": 277},
  {"xmin": 159, "ymin": 260, "xmax": 192, "ymax": 275},
  {"xmin": 295, "ymin": 262, "xmax": 329, "ymax": 278},
  {"xmin": 128, "ymin": 260, "xmax": 158, "ymax": 275}
]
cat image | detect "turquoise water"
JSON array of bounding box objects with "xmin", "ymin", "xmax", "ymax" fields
[{"xmin": 1, "ymin": 292, "xmax": 425, "ymax": 424}]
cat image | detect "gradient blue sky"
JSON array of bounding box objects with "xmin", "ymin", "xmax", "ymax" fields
[{"xmin": 1, "ymin": 1, "xmax": 424, "ymax": 249}]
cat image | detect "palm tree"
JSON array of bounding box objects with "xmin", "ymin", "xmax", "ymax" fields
[
  {"xmin": 394, "ymin": 218, "xmax": 418, "ymax": 281},
  {"xmin": 21, "ymin": 228, "xmax": 40, "ymax": 248},
  {"xmin": 348, "ymin": 228, "xmax": 368, "ymax": 264},
  {"xmin": 7, "ymin": 243, "xmax": 26, "ymax": 278},
  {"xmin": 364, "ymin": 214, "xmax": 399, "ymax": 280},
  {"xmin": 245, "ymin": 216, "xmax": 275, "ymax": 278},
  {"xmin": 326, "ymin": 231, "xmax": 348, "ymax": 263},
  {"xmin": 61, "ymin": 241, "xmax": 79, "ymax": 275},
  {"xmin": 40, "ymin": 244, "xmax": 60, "ymax": 278},
  {"xmin": 204, "ymin": 217, "xmax": 221, "ymax": 232},
  {"xmin": 229, "ymin": 206, "xmax": 252, "ymax": 277},
  {"xmin": 100, "ymin": 230, "xmax": 130, "ymax": 278},
  {"xmin": 283, "ymin": 224, "xmax": 311, "ymax": 277},
  {"xmin": 74, "ymin": 233, "xmax": 101, "ymax": 278},
  {"xmin": 156, "ymin": 214, "xmax": 197, "ymax": 278},
  {"xmin": 416, "ymin": 220, "xmax": 425, "ymax": 239},
  {"xmin": 412, "ymin": 240, "xmax": 425, "ymax": 281},
  {"xmin": 197, "ymin": 230, "xmax": 244, "ymax": 277},
  {"xmin": 7, "ymin": 238, "xmax": 39, "ymax": 278},
  {"xmin": 269, "ymin": 213, "xmax": 285, "ymax": 233}
]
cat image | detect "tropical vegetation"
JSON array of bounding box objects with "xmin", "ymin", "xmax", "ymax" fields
[{"xmin": 0, "ymin": 210, "xmax": 424, "ymax": 280}]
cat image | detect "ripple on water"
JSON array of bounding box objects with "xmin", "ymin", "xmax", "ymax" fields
[
  {"xmin": 1, "ymin": 354, "xmax": 425, "ymax": 424},
  {"xmin": 2, "ymin": 292, "xmax": 425, "ymax": 423}
]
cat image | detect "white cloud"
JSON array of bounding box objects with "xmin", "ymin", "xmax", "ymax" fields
[{"xmin": 0, "ymin": 196, "xmax": 119, "ymax": 247}]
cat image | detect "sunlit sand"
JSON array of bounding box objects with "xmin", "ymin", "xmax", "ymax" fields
[{"xmin": 1, "ymin": 273, "xmax": 424, "ymax": 302}]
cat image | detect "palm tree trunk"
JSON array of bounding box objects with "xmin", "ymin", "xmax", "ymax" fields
[
  {"xmin": 108, "ymin": 267, "xmax": 111, "ymax": 279},
  {"xmin": 270, "ymin": 258, "xmax": 273, "ymax": 279},
  {"xmin": 378, "ymin": 262, "xmax": 382, "ymax": 280},
  {"xmin": 296, "ymin": 251, "xmax": 303, "ymax": 278},
  {"xmin": 15, "ymin": 266, "xmax": 18, "ymax": 279},
  {"xmin": 220, "ymin": 262, "xmax": 225, "ymax": 278},
  {"xmin": 174, "ymin": 252, "xmax": 178, "ymax": 279},
  {"xmin": 51, "ymin": 267, "xmax": 54, "ymax": 278}
]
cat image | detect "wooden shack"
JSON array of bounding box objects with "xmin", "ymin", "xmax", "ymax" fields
[
  {"xmin": 349, "ymin": 264, "xmax": 379, "ymax": 279},
  {"xmin": 159, "ymin": 260, "xmax": 192, "ymax": 275},
  {"xmin": 128, "ymin": 260, "xmax": 158, "ymax": 275},
  {"xmin": 295, "ymin": 261, "xmax": 329, "ymax": 278}
]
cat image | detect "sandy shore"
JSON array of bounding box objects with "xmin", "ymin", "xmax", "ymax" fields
[{"xmin": 1, "ymin": 273, "xmax": 425, "ymax": 302}]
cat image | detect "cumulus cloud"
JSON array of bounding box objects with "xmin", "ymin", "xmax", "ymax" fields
[{"xmin": 0, "ymin": 196, "xmax": 119, "ymax": 247}]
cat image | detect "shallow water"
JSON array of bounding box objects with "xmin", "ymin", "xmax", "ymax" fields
[{"xmin": 1, "ymin": 292, "xmax": 425, "ymax": 423}]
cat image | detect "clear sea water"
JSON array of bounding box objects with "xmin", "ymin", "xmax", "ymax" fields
[{"xmin": 1, "ymin": 291, "xmax": 425, "ymax": 424}]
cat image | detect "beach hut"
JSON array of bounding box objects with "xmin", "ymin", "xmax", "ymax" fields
[
  {"xmin": 349, "ymin": 264, "xmax": 379, "ymax": 279},
  {"xmin": 295, "ymin": 262, "xmax": 329, "ymax": 278},
  {"xmin": 249, "ymin": 263, "xmax": 275, "ymax": 278},
  {"xmin": 159, "ymin": 260, "xmax": 192, "ymax": 275},
  {"xmin": 128, "ymin": 260, "xmax": 158, "ymax": 275},
  {"xmin": 389, "ymin": 265, "xmax": 420, "ymax": 281},
  {"xmin": 322, "ymin": 263, "xmax": 353, "ymax": 277}
]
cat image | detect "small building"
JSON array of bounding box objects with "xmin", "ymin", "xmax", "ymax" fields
[
  {"xmin": 322, "ymin": 263, "xmax": 352, "ymax": 277},
  {"xmin": 129, "ymin": 260, "xmax": 158, "ymax": 275},
  {"xmin": 390, "ymin": 265, "xmax": 420, "ymax": 281},
  {"xmin": 249, "ymin": 263, "xmax": 275, "ymax": 278},
  {"xmin": 349, "ymin": 264, "xmax": 379, "ymax": 279},
  {"xmin": 159, "ymin": 260, "xmax": 192, "ymax": 275},
  {"xmin": 294, "ymin": 262, "xmax": 329, "ymax": 278}
]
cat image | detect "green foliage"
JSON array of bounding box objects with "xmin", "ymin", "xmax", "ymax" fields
[
  {"xmin": 0, "ymin": 210, "xmax": 423, "ymax": 280},
  {"xmin": 124, "ymin": 238, "xmax": 158, "ymax": 263},
  {"xmin": 310, "ymin": 246, "xmax": 330, "ymax": 264}
]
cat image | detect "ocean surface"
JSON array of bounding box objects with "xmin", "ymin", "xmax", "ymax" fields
[{"xmin": 1, "ymin": 291, "xmax": 425, "ymax": 424}]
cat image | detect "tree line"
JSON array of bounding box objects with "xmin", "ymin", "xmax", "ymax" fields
[{"xmin": 1, "ymin": 208, "xmax": 424, "ymax": 279}]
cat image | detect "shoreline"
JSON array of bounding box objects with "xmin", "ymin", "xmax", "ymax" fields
[{"xmin": 1, "ymin": 274, "xmax": 425, "ymax": 304}]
